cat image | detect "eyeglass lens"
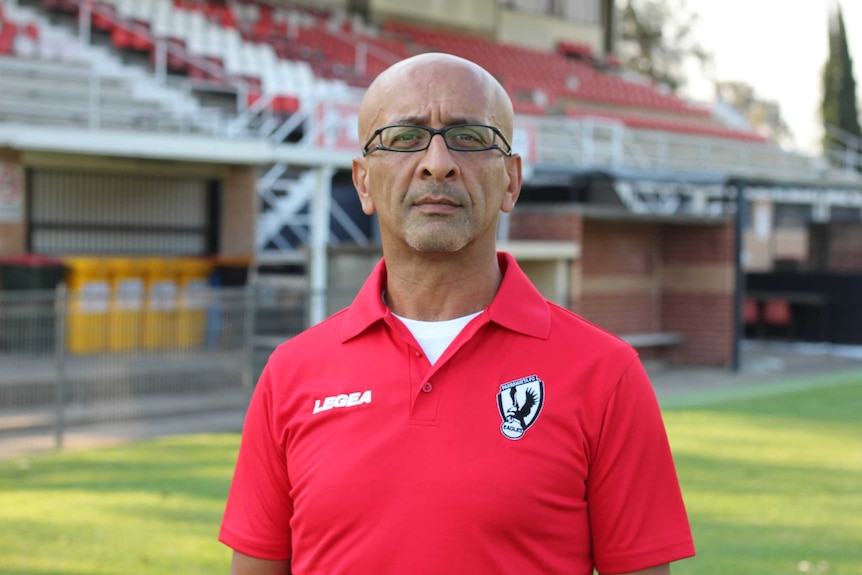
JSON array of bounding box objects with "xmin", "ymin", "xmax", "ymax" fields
[{"xmin": 380, "ymin": 125, "xmax": 498, "ymax": 151}]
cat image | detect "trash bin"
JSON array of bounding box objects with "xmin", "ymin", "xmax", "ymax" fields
[
  {"xmin": 64, "ymin": 257, "xmax": 110, "ymax": 354},
  {"xmin": 0, "ymin": 254, "xmax": 67, "ymax": 352},
  {"xmin": 0, "ymin": 254, "xmax": 68, "ymax": 290},
  {"xmin": 141, "ymin": 258, "xmax": 178, "ymax": 350},
  {"xmin": 177, "ymin": 258, "xmax": 213, "ymax": 349},
  {"xmin": 107, "ymin": 258, "xmax": 144, "ymax": 352}
]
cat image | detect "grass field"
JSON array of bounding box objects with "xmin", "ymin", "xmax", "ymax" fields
[
  {"xmin": 0, "ymin": 434, "xmax": 238, "ymax": 574},
  {"xmin": 1, "ymin": 371, "xmax": 860, "ymax": 575},
  {"xmin": 662, "ymin": 371, "xmax": 862, "ymax": 575}
]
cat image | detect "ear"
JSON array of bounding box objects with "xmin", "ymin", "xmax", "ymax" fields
[
  {"xmin": 500, "ymin": 153, "xmax": 522, "ymax": 214},
  {"xmin": 352, "ymin": 157, "xmax": 376, "ymax": 215}
]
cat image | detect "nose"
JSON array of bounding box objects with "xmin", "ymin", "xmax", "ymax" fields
[{"xmin": 417, "ymin": 133, "xmax": 459, "ymax": 181}]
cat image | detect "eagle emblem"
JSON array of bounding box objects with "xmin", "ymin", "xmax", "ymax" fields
[{"xmin": 497, "ymin": 375, "xmax": 544, "ymax": 440}]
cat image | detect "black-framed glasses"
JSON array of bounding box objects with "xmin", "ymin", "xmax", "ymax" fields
[{"xmin": 362, "ymin": 124, "xmax": 513, "ymax": 157}]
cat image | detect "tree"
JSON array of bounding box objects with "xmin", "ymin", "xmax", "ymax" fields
[
  {"xmin": 716, "ymin": 81, "xmax": 793, "ymax": 147},
  {"xmin": 821, "ymin": 3, "xmax": 862, "ymax": 159},
  {"xmin": 616, "ymin": 0, "xmax": 710, "ymax": 92}
]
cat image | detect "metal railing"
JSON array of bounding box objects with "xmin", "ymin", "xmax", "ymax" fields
[
  {"xmin": 0, "ymin": 283, "xmax": 320, "ymax": 450},
  {"xmin": 825, "ymin": 124, "xmax": 862, "ymax": 174}
]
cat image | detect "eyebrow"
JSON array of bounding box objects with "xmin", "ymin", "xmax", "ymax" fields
[{"xmin": 392, "ymin": 116, "xmax": 483, "ymax": 126}]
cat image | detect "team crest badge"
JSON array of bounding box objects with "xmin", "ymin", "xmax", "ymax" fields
[{"xmin": 497, "ymin": 374, "xmax": 544, "ymax": 440}]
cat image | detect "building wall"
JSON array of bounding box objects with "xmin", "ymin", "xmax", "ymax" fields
[
  {"xmin": 772, "ymin": 229, "xmax": 808, "ymax": 263},
  {"xmin": 824, "ymin": 223, "xmax": 862, "ymax": 272},
  {"xmin": 0, "ymin": 150, "xmax": 256, "ymax": 260},
  {"xmin": 369, "ymin": 0, "xmax": 604, "ymax": 53},
  {"xmin": 508, "ymin": 208, "xmax": 584, "ymax": 243},
  {"xmin": 661, "ymin": 223, "xmax": 736, "ymax": 367},
  {"xmin": 0, "ymin": 149, "xmax": 26, "ymax": 255},
  {"xmin": 579, "ymin": 220, "xmax": 661, "ymax": 335},
  {"xmin": 288, "ymin": 0, "xmax": 348, "ymax": 10},
  {"xmin": 371, "ymin": 0, "xmax": 497, "ymax": 34},
  {"xmin": 221, "ymin": 166, "xmax": 258, "ymax": 257},
  {"xmin": 497, "ymin": 9, "xmax": 603, "ymax": 53},
  {"xmin": 510, "ymin": 206, "xmax": 736, "ymax": 367},
  {"xmin": 507, "ymin": 206, "xmax": 583, "ymax": 311}
]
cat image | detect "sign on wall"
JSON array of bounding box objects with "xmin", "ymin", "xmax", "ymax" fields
[
  {"xmin": 314, "ymin": 102, "xmax": 361, "ymax": 151},
  {"xmin": 0, "ymin": 164, "xmax": 24, "ymax": 222}
]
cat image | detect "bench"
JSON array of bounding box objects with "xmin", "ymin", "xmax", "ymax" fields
[
  {"xmin": 621, "ymin": 332, "xmax": 686, "ymax": 368},
  {"xmin": 621, "ymin": 332, "xmax": 686, "ymax": 348}
]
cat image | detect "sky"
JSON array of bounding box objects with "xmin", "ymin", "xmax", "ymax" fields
[{"xmin": 680, "ymin": 0, "xmax": 862, "ymax": 154}]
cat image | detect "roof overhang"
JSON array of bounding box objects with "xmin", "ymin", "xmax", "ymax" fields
[{"xmin": 0, "ymin": 124, "xmax": 356, "ymax": 168}]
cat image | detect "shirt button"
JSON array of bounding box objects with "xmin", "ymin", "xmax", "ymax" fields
[
  {"xmin": 415, "ymin": 350, "xmax": 423, "ymax": 357},
  {"xmin": 421, "ymin": 382, "xmax": 433, "ymax": 393}
]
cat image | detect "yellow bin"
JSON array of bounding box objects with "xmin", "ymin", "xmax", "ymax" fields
[
  {"xmin": 177, "ymin": 258, "xmax": 213, "ymax": 349},
  {"xmin": 141, "ymin": 258, "xmax": 179, "ymax": 350},
  {"xmin": 107, "ymin": 258, "xmax": 144, "ymax": 352},
  {"xmin": 65, "ymin": 257, "xmax": 110, "ymax": 354}
]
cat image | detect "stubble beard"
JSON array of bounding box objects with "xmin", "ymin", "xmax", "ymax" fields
[
  {"xmin": 404, "ymin": 215, "xmax": 473, "ymax": 252},
  {"xmin": 402, "ymin": 184, "xmax": 473, "ymax": 252}
]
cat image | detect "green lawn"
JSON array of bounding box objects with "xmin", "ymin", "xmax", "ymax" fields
[
  {"xmin": 663, "ymin": 371, "xmax": 862, "ymax": 575},
  {"xmin": 1, "ymin": 371, "xmax": 860, "ymax": 575},
  {"xmin": 0, "ymin": 434, "xmax": 238, "ymax": 575}
]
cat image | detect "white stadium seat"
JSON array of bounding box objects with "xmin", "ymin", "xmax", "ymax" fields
[{"xmin": 150, "ymin": 5, "xmax": 172, "ymax": 38}]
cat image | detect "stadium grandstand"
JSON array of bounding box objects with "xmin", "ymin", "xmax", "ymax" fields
[{"xmin": 2, "ymin": 0, "xmax": 862, "ymax": 375}]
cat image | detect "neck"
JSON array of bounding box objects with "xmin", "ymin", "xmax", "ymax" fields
[{"xmin": 383, "ymin": 248, "xmax": 502, "ymax": 321}]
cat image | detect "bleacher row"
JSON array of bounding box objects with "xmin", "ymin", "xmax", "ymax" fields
[
  {"xmin": 1, "ymin": 1, "xmax": 222, "ymax": 132},
  {"xmin": 3, "ymin": 0, "xmax": 765, "ymax": 143},
  {"xmin": 0, "ymin": 3, "xmax": 35, "ymax": 54}
]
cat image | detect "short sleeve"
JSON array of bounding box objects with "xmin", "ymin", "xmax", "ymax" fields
[
  {"xmin": 219, "ymin": 363, "xmax": 294, "ymax": 560},
  {"xmin": 588, "ymin": 358, "xmax": 695, "ymax": 574}
]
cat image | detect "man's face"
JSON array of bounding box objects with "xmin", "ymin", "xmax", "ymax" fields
[{"xmin": 352, "ymin": 58, "xmax": 521, "ymax": 255}]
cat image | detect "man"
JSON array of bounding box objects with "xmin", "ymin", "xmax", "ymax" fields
[{"xmin": 220, "ymin": 52, "xmax": 695, "ymax": 575}]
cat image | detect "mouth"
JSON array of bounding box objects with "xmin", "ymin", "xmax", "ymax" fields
[{"xmin": 412, "ymin": 196, "xmax": 461, "ymax": 214}]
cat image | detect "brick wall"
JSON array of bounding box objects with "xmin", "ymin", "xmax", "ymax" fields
[
  {"xmin": 661, "ymin": 293, "xmax": 734, "ymax": 366},
  {"xmin": 826, "ymin": 224, "xmax": 862, "ymax": 272},
  {"xmin": 579, "ymin": 292, "xmax": 659, "ymax": 335},
  {"xmin": 220, "ymin": 166, "xmax": 258, "ymax": 257},
  {"xmin": 509, "ymin": 208, "xmax": 738, "ymax": 367},
  {"xmin": 661, "ymin": 223, "xmax": 736, "ymax": 366},
  {"xmin": 0, "ymin": 150, "xmax": 26, "ymax": 255},
  {"xmin": 579, "ymin": 220, "xmax": 662, "ymax": 334},
  {"xmin": 508, "ymin": 209, "xmax": 583, "ymax": 243},
  {"xmin": 662, "ymin": 222, "xmax": 735, "ymax": 264},
  {"xmin": 509, "ymin": 207, "xmax": 584, "ymax": 310}
]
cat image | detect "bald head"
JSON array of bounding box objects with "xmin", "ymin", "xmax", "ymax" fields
[{"xmin": 358, "ymin": 53, "xmax": 515, "ymax": 147}]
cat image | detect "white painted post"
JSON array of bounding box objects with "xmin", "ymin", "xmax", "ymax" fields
[{"xmin": 309, "ymin": 166, "xmax": 334, "ymax": 326}]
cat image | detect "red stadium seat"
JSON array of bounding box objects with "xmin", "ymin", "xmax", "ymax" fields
[
  {"xmin": 24, "ymin": 22, "xmax": 39, "ymax": 40},
  {"xmin": 762, "ymin": 298, "xmax": 793, "ymax": 339},
  {"xmin": 744, "ymin": 298, "xmax": 760, "ymax": 325},
  {"xmin": 0, "ymin": 21, "xmax": 17, "ymax": 55},
  {"xmin": 110, "ymin": 24, "xmax": 135, "ymax": 50},
  {"xmin": 565, "ymin": 108, "xmax": 767, "ymax": 143},
  {"xmin": 763, "ymin": 299, "xmax": 791, "ymax": 326}
]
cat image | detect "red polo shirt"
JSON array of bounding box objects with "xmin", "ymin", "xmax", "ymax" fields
[{"xmin": 220, "ymin": 253, "xmax": 695, "ymax": 574}]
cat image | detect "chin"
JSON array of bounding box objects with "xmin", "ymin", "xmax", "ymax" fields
[
  {"xmin": 407, "ymin": 241, "xmax": 464, "ymax": 253},
  {"xmin": 406, "ymin": 235, "xmax": 470, "ymax": 253}
]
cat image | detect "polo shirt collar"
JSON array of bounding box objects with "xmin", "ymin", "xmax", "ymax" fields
[
  {"xmin": 488, "ymin": 252, "xmax": 551, "ymax": 339},
  {"xmin": 340, "ymin": 252, "xmax": 551, "ymax": 342}
]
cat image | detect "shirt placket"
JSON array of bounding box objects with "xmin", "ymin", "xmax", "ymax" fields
[{"xmin": 403, "ymin": 315, "xmax": 489, "ymax": 425}]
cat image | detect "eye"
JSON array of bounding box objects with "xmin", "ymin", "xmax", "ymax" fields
[
  {"xmin": 447, "ymin": 126, "xmax": 492, "ymax": 149},
  {"xmin": 383, "ymin": 127, "xmax": 428, "ymax": 149}
]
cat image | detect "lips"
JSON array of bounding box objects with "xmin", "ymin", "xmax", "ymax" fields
[
  {"xmin": 412, "ymin": 196, "xmax": 462, "ymax": 215},
  {"xmin": 414, "ymin": 196, "xmax": 460, "ymax": 207}
]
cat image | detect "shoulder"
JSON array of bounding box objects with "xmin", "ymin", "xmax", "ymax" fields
[
  {"xmin": 546, "ymin": 300, "xmax": 636, "ymax": 358},
  {"xmin": 268, "ymin": 307, "xmax": 352, "ymax": 364}
]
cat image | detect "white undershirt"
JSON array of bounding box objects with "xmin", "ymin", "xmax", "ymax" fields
[{"xmin": 392, "ymin": 311, "xmax": 483, "ymax": 365}]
